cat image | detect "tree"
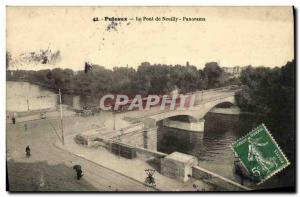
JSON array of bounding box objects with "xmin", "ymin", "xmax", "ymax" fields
[
  {"xmin": 235, "ymin": 60, "xmax": 295, "ymax": 163},
  {"xmin": 203, "ymin": 62, "xmax": 224, "ymax": 89},
  {"xmin": 112, "ymin": 66, "xmax": 136, "ymax": 96},
  {"xmin": 6, "ymin": 51, "xmax": 12, "ymax": 69},
  {"xmin": 7, "ymin": 60, "xmax": 231, "ymax": 96}
]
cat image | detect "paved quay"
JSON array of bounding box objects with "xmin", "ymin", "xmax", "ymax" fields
[
  {"xmin": 6, "ymin": 114, "xmax": 156, "ymax": 191},
  {"xmin": 57, "ymin": 134, "xmax": 215, "ymax": 191},
  {"xmin": 6, "ymin": 109, "xmax": 246, "ymax": 191}
]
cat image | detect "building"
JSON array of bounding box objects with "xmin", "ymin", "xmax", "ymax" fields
[{"xmin": 222, "ymin": 66, "xmax": 245, "ymax": 78}]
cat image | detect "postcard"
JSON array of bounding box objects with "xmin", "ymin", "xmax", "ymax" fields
[{"xmin": 6, "ymin": 6, "xmax": 295, "ymax": 192}]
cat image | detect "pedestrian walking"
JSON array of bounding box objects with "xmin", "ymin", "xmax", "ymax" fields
[
  {"xmin": 12, "ymin": 117, "xmax": 16, "ymax": 124},
  {"xmin": 25, "ymin": 145, "xmax": 31, "ymax": 157},
  {"xmin": 73, "ymin": 165, "xmax": 83, "ymax": 180}
]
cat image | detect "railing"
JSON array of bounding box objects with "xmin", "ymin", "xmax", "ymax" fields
[
  {"xmin": 122, "ymin": 92, "xmax": 237, "ymax": 121},
  {"xmin": 192, "ymin": 166, "xmax": 251, "ymax": 191},
  {"xmin": 121, "ymin": 86, "xmax": 239, "ymax": 120},
  {"xmin": 195, "ymin": 92, "xmax": 236, "ymax": 105},
  {"xmin": 191, "ymin": 85, "xmax": 240, "ymax": 95}
]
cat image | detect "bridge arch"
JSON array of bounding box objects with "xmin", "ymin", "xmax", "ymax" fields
[
  {"xmin": 201, "ymin": 100, "xmax": 237, "ymax": 119},
  {"xmin": 146, "ymin": 94, "xmax": 236, "ymax": 122},
  {"xmin": 137, "ymin": 87, "xmax": 240, "ymax": 150},
  {"xmin": 213, "ymin": 101, "xmax": 236, "ymax": 108},
  {"xmin": 191, "ymin": 95, "xmax": 236, "ymax": 119},
  {"xmin": 144, "ymin": 94, "xmax": 237, "ymax": 133}
]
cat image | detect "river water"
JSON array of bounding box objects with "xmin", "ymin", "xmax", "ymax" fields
[
  {"xmin": 7, "ymin": 81, "xmax": 293, "ymax": 190},
  {"xmin": 6, "ymin": 81, "xmax": 99, "ymax": 112},
  {"xmin": 157, "ymin": 113, "xmax": 294, "ymax": 189},
  {"xmin": 157, "ymin": 114, "xmax": 260, "ymax": 186}
]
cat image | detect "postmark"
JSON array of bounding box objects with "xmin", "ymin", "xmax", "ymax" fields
[{"xmin": 232, "ymin": 124, "xmax": 290, "ymax": 184}]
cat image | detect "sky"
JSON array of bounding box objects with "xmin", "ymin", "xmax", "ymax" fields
[{"xmin": 6, "ymin": 6, "xmax": 294, "ymax": 70}]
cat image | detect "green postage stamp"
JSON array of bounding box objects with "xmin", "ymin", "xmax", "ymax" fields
[{"xmin": 232, "ymin": 124, "xmax": 290, "ymax": 184}]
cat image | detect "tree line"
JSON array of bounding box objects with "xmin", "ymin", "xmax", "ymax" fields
[
  {"xmin": 7, "ymin": 61, "xmax": 234, "ymax": 97},
  {"xmin": 236, "ymin": 60, "xmax": 295, "ymax": 167}
]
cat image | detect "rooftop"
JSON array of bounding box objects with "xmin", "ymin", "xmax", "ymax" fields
[{"xmin": 165, "ymin": 152, "xmax": 196, "ymax": 163}]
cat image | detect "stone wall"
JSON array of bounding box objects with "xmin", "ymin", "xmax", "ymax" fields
[
  {"xmin": 135, "ymin": 147, "xmax": 167, "ymax": 161},
  {"xmin": 117, "ymin": 130, "xmax": 145, "ymax": 148},
  {"xmin": 192, "ymin": 166, "xmax": 250, "ymax": 191},
  {"xmin": 144, "ymin": 127, "xmax": 158, "ymax": 151}
]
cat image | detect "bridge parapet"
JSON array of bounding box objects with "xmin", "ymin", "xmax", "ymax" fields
[
  {"xmin": 191, "ymin": 85, "xmax": 240, "ymax": 96},
  {"xmin": 122, "ymin": 86, "xmax": 239, "ymax": 129},
  {"xmin": 147, "ymin": 92, "xmax": 236, "ymax": 122}
]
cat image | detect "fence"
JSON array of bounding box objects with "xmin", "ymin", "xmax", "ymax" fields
[{"xmin": 192, "ymin": 166, "xmax": 250, "ymax": 191}]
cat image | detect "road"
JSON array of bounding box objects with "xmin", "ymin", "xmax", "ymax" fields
[
  {"xmin": 6, "ymin": 86, "xmax": 239, "ymax": 191},
  {"xmin": 6, "ymin": 117, "xmax": 156, "ymax": 192}
]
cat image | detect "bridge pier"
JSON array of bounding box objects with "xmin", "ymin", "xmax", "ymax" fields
[
  {"xmin": 162, "ymin": 118, "xmax": 205, "ymax": 132},
  {"xmin": 143, "ymin": 126, "xmax": 158, "ymax": 151}
]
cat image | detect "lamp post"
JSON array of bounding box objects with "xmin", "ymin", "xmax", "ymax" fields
[
  {"xmin": 26, "ymin": 98, "xmax": 30, "ymax": 111},
  {"xmin": 58, "ymin": 89, "xmax": 64, "ymax": 145},
  {"xmin": 113, "ymin": 111, "xmax": 116, "ymax": 131}
]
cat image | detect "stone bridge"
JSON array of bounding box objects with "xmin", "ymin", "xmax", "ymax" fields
[
  {"xmin": 118, "ymin": 85, "xmax": 240, "ymax": 150},
  {"xmin": 149, "ymin": 91, "xmax": 236, "ymax": 121},
  {"xmin": 131, "ymin": 86, "xmax": 240, "ymax": 130}
]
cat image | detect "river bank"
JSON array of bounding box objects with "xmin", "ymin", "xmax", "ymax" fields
[
  {"xmin": 6, "ymin": 105, "xmax": 250, "ymax": 191},
  {"xmin": 7, "ymin": 79, "xmax": 84, "ymax": 96},
  {"xmin": 6, "ymin": 109, "xmax": 228, "ymax": 191},
  {"xmin": 6, "ymin": 115, "xmax": 156, "ymax": 191}
]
